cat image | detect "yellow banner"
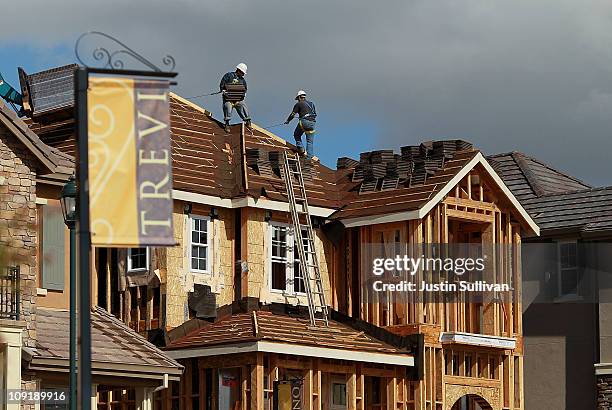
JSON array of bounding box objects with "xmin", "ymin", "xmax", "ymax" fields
[{"xmin": 88, "ymin": 76, "xmax": 174, "ymax": 247}]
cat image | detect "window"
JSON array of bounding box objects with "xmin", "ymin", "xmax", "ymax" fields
[
  {"xmin": 127, "ymin": 248, "xmax": 148, "ymax": 272},
  {"xmin": 331, "ymin": 381, "xmax": 347, "ymax": 409},
  {"xmin": 270, "ymin": 223, "xmax": 310, "ymax": 294},
  {"xmin": 558, "ymin": 241, "xmax": 579, "ymax": 296},
  {"xmin": 190, "ymin": 216, "xmax": 211, "ymax": 273},
  {"xmin": 41, "ymin": 204, "xmax": 66, "ymax": 290},
  {"xmin": 271, "ymin": 225, "xmax": 289, "ymax": 291}
]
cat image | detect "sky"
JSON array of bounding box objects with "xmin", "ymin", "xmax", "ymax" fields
[{"xmin": 1, "ymin": 0, "xmax": 611, "ymax": 185}]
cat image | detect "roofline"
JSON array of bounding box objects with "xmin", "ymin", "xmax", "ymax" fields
[
  {"xmin": 165, "ymin": 340, "xmax": 414, "ymax": 367},
  {"xmin": 26, "ymin": 357, "xmax": 183, "ymax": 379},
  {"xmin": 172, "ymin": 189, "xmax": 336, "ymax": 217},
  {"xmin": 338, "ymin": 153, "xmax": 540, "ymax": 235},
  {"xmin": 0, "ymin": 102, "xmax": 57, "ymax": 173}
]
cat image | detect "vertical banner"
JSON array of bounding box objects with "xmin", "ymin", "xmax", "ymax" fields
[
  {"xmin": 274, "ymin": 379, "xmax": 303, "ymax": 410},
  {"xmin": 88, "ymin": 77, "xmax": 174, "ymax": 246}
]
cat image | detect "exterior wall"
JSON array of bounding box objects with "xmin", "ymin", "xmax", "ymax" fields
[
  {"xmin": 159, "ymin": 353, "xmax": 410, "ymax": 410},
  {"xmin": 523, "ymin": 303, "xmax": 596, "ymax": 409},
  {"xmin": 35, "ymin": 195, "xmax": 71, "ymax": 310},
  {"xmin": 165, "ymin": 202, "xmax": 235, "ymax": 329},
  {"xmin": 522, "ymin": 238, "xmax": 610, "ymax": 408},
  {"xmin": 0, "ymin": 124, "xmax": 39, "ymax": 348},
  {"xmin": 244, "ymin": 209, "xmax": 332, "ymax": 306}
]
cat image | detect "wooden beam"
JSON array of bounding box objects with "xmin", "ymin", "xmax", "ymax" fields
[
  {"xmin": 347, "ymin": 372, "xmax": 357, "ymax": 410},
  {"xmin": 387, "ymin": 376, "xmax": 398, "ymax": 410},
  {"xmin": 250, "ymin": 353, "xmax": 264, "ymax": 410},
  {"xmin": 304, "ymin": 366, "xmax": 313, "ymax": 410},
  {"xmin": 241, "ymin": 366, "xmax": 248, "ymax": 410}
]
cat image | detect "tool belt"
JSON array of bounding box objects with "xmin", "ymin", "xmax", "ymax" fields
[{"xmin": 224, "ymin": 83, "xmax": 247, "ymax": 102}]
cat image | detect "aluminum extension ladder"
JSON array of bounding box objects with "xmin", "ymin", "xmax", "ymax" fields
[{"xmin": 281, "ymin": 151, "xmax": 329, "ymax": 327}]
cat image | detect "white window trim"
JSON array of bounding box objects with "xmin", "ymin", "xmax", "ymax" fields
[
  {"xmin": 268, "ymin": 222, "xmax": 309, "ymax": 296},
  {"xmin": 127, "ymin": 247, "xmax": 149, "ymax": 272},
  {"xmin": 189, "ymin": 214, "xmax": 212, "ymax": 274},
  {"xmin": 557, "ymin": 240, "xmax": 579, "ymax": 298}
]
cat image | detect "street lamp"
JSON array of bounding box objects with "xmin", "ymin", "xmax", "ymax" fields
[{"xmin": 60, "ymin": 175, "xmax": 77, "ymax": 410}]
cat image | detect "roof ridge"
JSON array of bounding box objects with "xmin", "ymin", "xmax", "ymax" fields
[
  {"xmin": 512, "ymin": 151, "xmax": 591, "ymax": 190},
  {"xmin": 510, "ymin": 152, "xmax": 547, "ymax": 197}
]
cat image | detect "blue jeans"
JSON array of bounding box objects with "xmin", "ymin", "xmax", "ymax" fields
[
  {"xmin": 223, "ymin": 100, "xmax": 250, "ymax": 122},
  {"xmin": 294, "ymin": 119, "xmax": 316, "ymax": 158}
]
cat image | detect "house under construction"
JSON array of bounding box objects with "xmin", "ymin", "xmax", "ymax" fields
[{"xmin": 0, "ymin": 64, "xmax": 539, "ymax": 410}]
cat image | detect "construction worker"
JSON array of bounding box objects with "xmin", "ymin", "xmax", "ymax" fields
[
  {"xmin": 220, "ymin": 63, "xmax": 251, "ymax": 132},
  {"xmin": 285, "ymin": 90, "xmax": 317, "ymax": 158}
]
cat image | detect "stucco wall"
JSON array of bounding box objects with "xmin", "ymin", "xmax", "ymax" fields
[
  {"xmin": 246, "ymin": 210, "xmax": 332, "ymax": 306},
  {"xmin": 165, "ymin": 203, "xmax": 235, "ymax": 328}
]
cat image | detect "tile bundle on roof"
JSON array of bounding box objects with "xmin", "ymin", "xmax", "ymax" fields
[
  {"xmin": 19, "ymin": 64, "xmax": 78, "ymax": 120},
  {"xmin": 246, "ymin": 148, "xmax": 275, "ymax": 177},
  {"xmin": 351, "ymin": 140, "xmax": 473, "ymax": 194},
  {"xmin": 333, "ymin": 148, "xmax": 479, "ymax": 220},
  {"xmin": 336, "ymin": 156, "xmax": 359, "ymax": 169}
]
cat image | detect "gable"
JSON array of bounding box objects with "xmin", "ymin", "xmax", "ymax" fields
[{"xmin": 338, "ymin": 152, "xmax": 540, "ymax": 235}]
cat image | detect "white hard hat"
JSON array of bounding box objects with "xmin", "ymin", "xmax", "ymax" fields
[
  {"xmin": 236, "ymin": 63, "xmax": 248, "ymax": 74},
  {"xmin": 296, "ymin": 90, "xmax": 307, "ymax": 99}
]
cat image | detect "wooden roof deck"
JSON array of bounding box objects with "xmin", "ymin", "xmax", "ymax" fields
[
  {"xmin": 166, "ymin": 310, "xmax": 409, "ymax": 355},
  {"xmin": 332, "ymin": 150, "xmax": 479, "ymax": 220}
]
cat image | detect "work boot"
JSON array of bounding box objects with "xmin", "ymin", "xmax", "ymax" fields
[
  {"xmin": 245, "ymin": 120, "xmax": 252, "ymax": 130},
  {"xmin": 297, "ymin": 147, "xmax": 306, "ymax": 157},
  {"xmin": 224, "ymin": 121, "xmax": 230, "ymax": 133}
]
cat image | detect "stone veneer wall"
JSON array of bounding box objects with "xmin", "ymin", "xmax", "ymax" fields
[
  {"xmin": 0, "ymin": 125, "xmax": 38, "ymax": 348},
  {"xmin": 598, "ymin": 375, "xmax": 612, "ymax": 409}
]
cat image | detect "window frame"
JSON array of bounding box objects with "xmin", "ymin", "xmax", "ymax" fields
[
  {"xmin": 189, "ymin": 214, "xmax": 212, "ymax": 274},
  {"xmin": 557, "ymin": 240, "xmax": 579, "ymax": 298},
  {"xmin": 268, "ymin": 221, "xmax": 309, "ymax": 296},
  {"xmin": 330, "ymin": 377, "xmax": 348, "ymax": 410},
  {"xmin": 127, "ymin": 247, "xmax": 149, "ymax": 273}
]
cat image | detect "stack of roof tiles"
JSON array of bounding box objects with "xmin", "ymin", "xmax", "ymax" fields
[
  {"xmin": 246, "ymin": 148, "xmax": 275, "ymax": 177},
  {"xmin": 19, "ymin": 64, "xmax": 78, "ymax": 119},
  {"xmin": 247, "ymin": 148, "xmax": 317, "ymax": 182},
  {"xmin": 348, "ymin": 140, "xmax": 473, "ymax": 194}
]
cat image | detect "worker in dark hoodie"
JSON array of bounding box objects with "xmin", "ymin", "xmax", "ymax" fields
[
  {"xmin": 219, "ymin": 63, "xmax": 251, "ymax": 132},
  {"xmin": 285, "ymin": 90, "xmax": 317, "ymax": 158}
]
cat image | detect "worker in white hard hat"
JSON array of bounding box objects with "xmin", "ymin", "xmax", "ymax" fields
[
  {"xmin": 219, "ymin": 63, "xmax": 251, "ymax": 132},
  {"xmin": 285, "ymin": 90, "xmax": 317, "ymax": 158}
]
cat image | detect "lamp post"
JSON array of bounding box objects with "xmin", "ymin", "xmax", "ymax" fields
[{"xmin": 60, "ymin": 175, "xmax": 77, "ymax": 410}]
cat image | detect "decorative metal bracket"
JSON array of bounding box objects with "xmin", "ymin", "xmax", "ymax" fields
[{"xmin": 75, "ymin": 31, "xmax": 176, "ymax": 72}]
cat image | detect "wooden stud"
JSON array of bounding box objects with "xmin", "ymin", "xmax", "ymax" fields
[
  {"xmin": 347, "ymin": 371, "xmax": 357, "ymax": 410},
  {"xmin": 304, "ymin": 364, "xmax": 313, "ymax": 410},
  {"xmin": 250, "ymin": 353, "xmax": 264, "ymax": 410},
  {"xmin": 386, "ymin": 376, "xmax": 397, "ymax": 410}
]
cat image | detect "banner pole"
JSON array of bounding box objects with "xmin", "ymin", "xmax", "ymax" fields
[{"xmin": 75, "ymin": 66, "xmax": 92, "ymax": 410}]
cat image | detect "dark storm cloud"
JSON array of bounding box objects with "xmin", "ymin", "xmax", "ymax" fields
[{"xmin": 2, "ymin": 0, "xmax": 611, "ymax": 184}]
